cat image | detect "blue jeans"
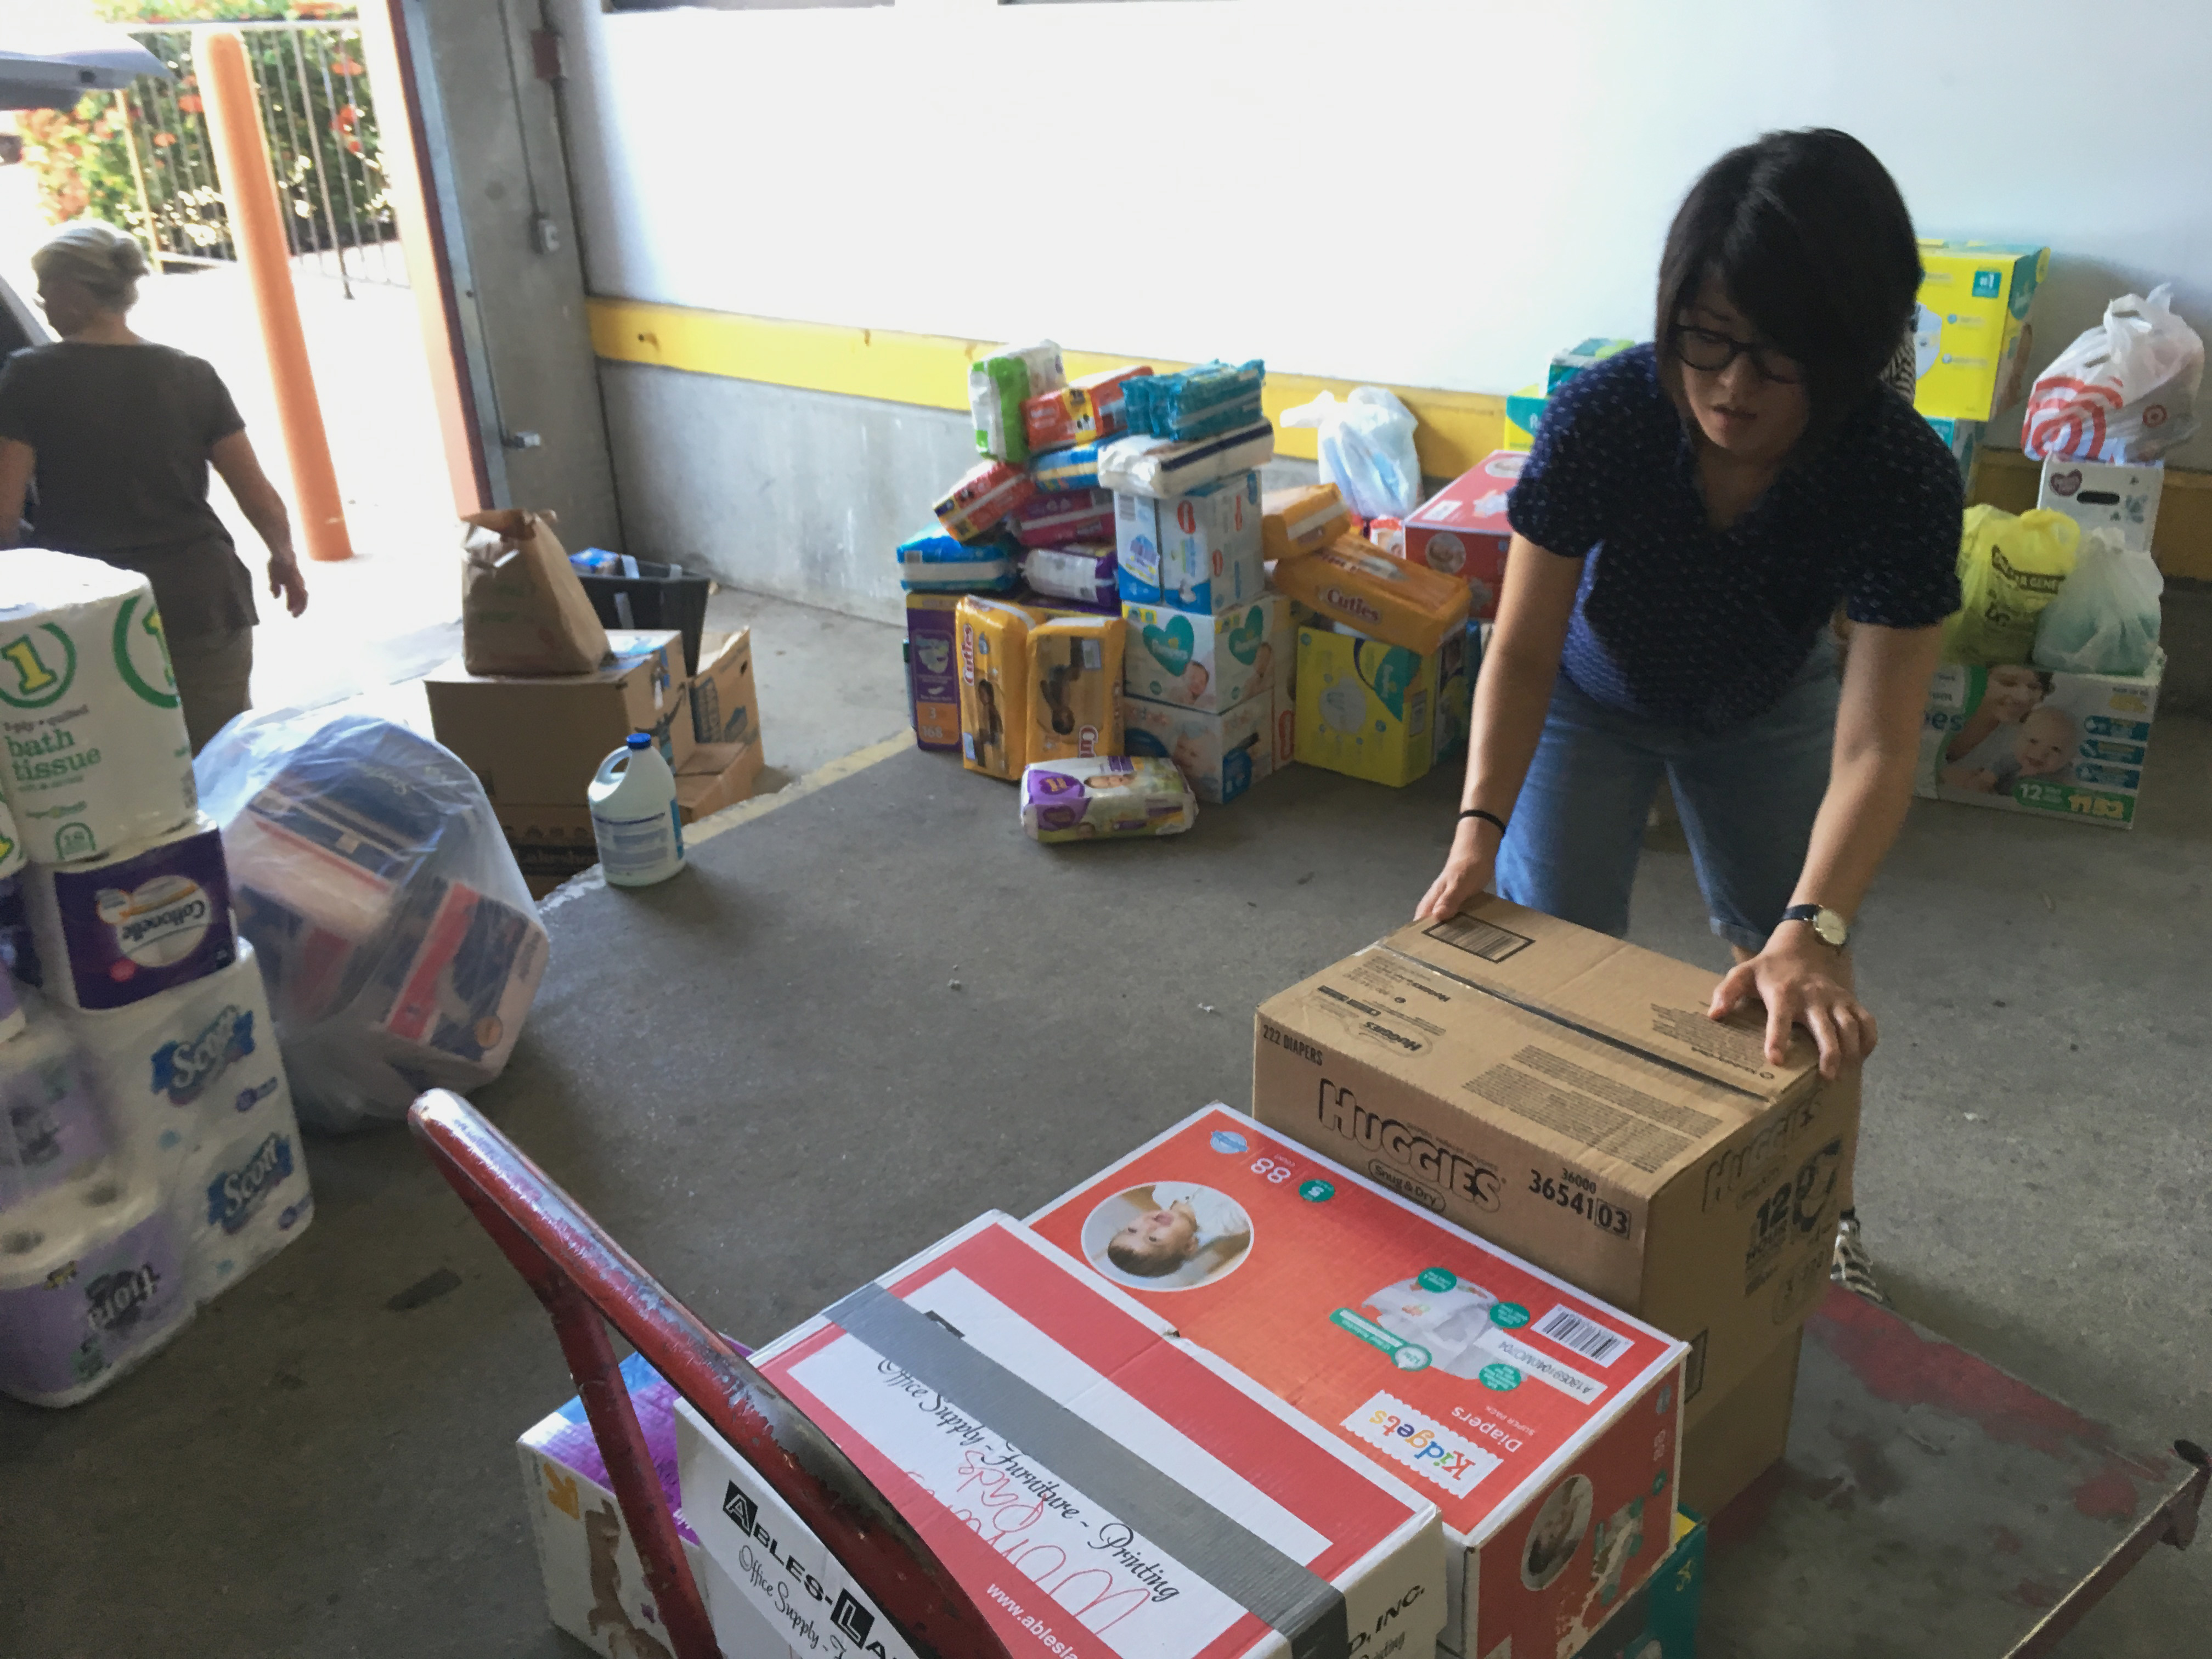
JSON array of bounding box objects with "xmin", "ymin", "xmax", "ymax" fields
[{"xmin": 1496, "ymin": 643, "xmax": 1840, "ymax": 952}]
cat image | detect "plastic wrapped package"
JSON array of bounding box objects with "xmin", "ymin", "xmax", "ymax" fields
[
  {"xmin": 2033, "ymin": 528, "xmax": 2164, "ymax": 677},
  {"xmin": 931, "ymin": 460, "xmax": 1037, "ymax": 543},
  {"xmin": 1122, "ymin": 359, "xmax": 1265, "ymax": 441},
  {"xmin": 968, "ymin": 341, "xmax": 1064, "ymax": 465},
  {"xmin": 1019, "ymin": 756, "xmax": 1197, "ymax": 843},
  {"xmin": 1022, "ymin": 365, "xmax": 1152, "ymax": 453},
  {"xmin": 1272, "ymin": 534, "xmax": 1473, "ymax": 656},
  {"xmin": 1011, "ymin": 488, "xmax": 1114, "ymax": 549},
  {"xmin": 953, "ymin": 597, "xmax": 1042, "ymax": 782},
  {"xmin": 1030, "ymin": 441, "xmax": 1107, "ymax": 493},
  {"xmin": 894, "ymin": 528, "xmax": 1019, "ymax": 594},
  {"xmin": 1028, "ymin": 615, "xmax": 1125, "ymax": 762},
  {"xmin": 1262, "ymin": 482, "xmax": 1351, "ymax": 560},
  {"xmin": 1097, "ymin": 421, "xmax": 1276, "ymax": 499},
  {"xmin": 1279, "ymin": 387, "xmax": 1423, "ymax": 518},
  {"xmin": 1943, "ymin": 506, "xmax": 2080, "ymax": 667},
  {"xmin": 1020, "ymin": 544, "xmax": 1118, "ymax": 608},
  {"xmin": 194, "ymin": 711, "xmax": 550, "ymax": 1132}
]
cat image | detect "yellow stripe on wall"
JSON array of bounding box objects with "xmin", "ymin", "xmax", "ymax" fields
[{"xmin": 588, "ymin": 296, "xmax": 1507, "ymax": 481}]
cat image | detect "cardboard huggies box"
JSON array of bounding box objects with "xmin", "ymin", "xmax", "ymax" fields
[
  {"xmin": 677, "ymin": 1213, "xmax": 1446, "ymax": 1659},
  {"xmin": 1252, "ymin": 896, "xmax": 1857, "ymax": 1432},
  {"xmin": 1027, "ymin": 1107, "xmax": 1689, "ymax": 1659}
]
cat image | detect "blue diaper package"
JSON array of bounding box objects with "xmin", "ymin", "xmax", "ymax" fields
[
  {"xmin": 895, "ymin": 528, "xmax": 1019, "ymax": 594},
  {"xmin": 1124, "ymin": 359, "xmax": 1266, "ymax": 442},
  {"xmin": 1031, "ymin": 442, "xmax": 1105, "ymax": 493}
]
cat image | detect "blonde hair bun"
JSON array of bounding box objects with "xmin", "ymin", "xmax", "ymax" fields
[{"xmin": 32, "ymin": 220, "xmax": 150, "ymax": 311}]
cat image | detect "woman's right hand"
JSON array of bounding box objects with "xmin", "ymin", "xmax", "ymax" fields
[{"xmin": 1415, "ymin": 819, "xmax": 1499, "ymax": 921}]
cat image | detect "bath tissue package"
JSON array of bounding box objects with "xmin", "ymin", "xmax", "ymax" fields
[
  {"xmin": 1, "ymin": 1003, "xmax": 107, "ymax": 1209},
  {"xmin": 0, "ymin": 550, "xmax": 197, "ymax": 864},
  {"xmin": 23, "ymin": 813, "xmax": 235, "ymax": 1012},
  {"xmin": 0, "ymin": 1171, "xmax": 188, "ymax": 1407}
]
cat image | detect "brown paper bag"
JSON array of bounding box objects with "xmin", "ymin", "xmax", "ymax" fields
[{"xmin": 460, "ymin": 508, "xmax": 611, "ymax": 675}]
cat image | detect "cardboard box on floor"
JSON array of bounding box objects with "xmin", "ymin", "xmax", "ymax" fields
[
  {"xmin": 1252, "ymin": 895, "xmax": 1855, "ymax": 1429},
  {"xmin": 676, "ymin": 737, "xmax": 766, "ymax": 822},
  {"xmin": 689, "ymin": 628, "xmax": 759, "ymax": 748},
  {"xmin": 1679, "ymin": 1324, "xmax": 1802, "ymax": 1519},
  {"xmin": 426, "ymin": 628, "xmax": 693, "ymax": 811}
]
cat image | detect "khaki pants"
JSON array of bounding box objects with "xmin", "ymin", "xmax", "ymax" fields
[{"xmin": 167, "ymin": 626, "xmax": 253, "ymax": 755}]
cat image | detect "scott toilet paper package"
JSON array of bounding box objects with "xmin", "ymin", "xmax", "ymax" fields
[
  {"xmin": 0, "ymin": 1170, "xmax": 188, "ymax": 1407},
  {"xmin": 0, "ymin": 550, "xmax": 197, "ymax": 863},
  {"xmin": 22, "ymin": 812, "xmax": 235, "ymax": 1011}
]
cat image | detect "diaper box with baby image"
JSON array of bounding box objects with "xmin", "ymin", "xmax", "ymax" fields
[
  {"xmin": 1125, "ymin": 689, "xmax": 1272, "ymax": 805},
  {"xmin": 1254, "ymin": 894, "xmax": 1855, "ymax": 1440},
  {"xmin": 1028, "ymin": 614, "xmax": 1125, "ymax": 763},
  {"xmin": 675, "ymin": 1211, "xmax": 1447, "ymax": 1659},
  {"xmin": 1028, "ymin": 1106, "xmax": 1689, "ymax": 1659},
  {"xmin": 1910, "ymin": 240, "xmax": 2048, "ymax": 423},
  {"xmin": 1295, "ymin": 625, "xmax": 1470, "ymax": 789},
  {"xmin": 1917, "ymin": 659, "xmax": 2162, "ymax": 828},
  {"xmin": 1122, "ymin": 594, "xmax": 1283, "ymax": 715},
  {"xmin": 1404, "ymin": 452, "xmax": 1523, "ymax": 621},
  {"xmin": 1114, "ymin": 472, "xmax": 1267, "ymax": 616}
]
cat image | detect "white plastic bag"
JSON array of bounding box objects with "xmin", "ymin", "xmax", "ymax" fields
[
  {"xmin": 2022, "ymin": 285, "xmax": 2203, "ymax": 464},
  {"xmin": 194, "ymin": 710, "xmax": 551, "ymax": 1132},
  {"xmin": 2032, "ymin": 528, "xmax": 2164, "ymax": 678},
  {"xmin": 1279, "ymin": 387, "xmax": 1422, "ymax": 518}
]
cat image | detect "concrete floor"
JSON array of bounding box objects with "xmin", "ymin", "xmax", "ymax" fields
[{"xmin": 3, "ymin": 657, "xmax": 2205, "ymax": 1654}]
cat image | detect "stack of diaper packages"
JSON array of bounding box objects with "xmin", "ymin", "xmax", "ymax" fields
[
  {"xmin": 1108, "ymin": 361, "xmax": 1291, "ymax": 805},
  {"xmin": 0, "ymin": 551, "xmax": 312, "ymax": 1407}
]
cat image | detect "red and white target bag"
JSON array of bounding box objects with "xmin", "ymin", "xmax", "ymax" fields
[{"xmin": 2023, "ymin": 284, "xmax": 2202, "ymax": 463}]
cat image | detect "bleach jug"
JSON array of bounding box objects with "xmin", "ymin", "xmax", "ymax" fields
[{"xmin": 588, "ymin": 733, "xmax": 684, "ymax": 887}]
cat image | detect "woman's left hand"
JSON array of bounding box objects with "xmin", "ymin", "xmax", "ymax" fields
[
  {"xmin": 268, "ymin": 552, "xmax": 308, "ymax": 618},
  {"xmin": 1708, "ymin": 933, "xmax": 1874, "ymax": 1080}
]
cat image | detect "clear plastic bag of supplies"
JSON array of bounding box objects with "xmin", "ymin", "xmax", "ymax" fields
[
  {"xmin": 2033, "ymin": 528, "xmax": 2165, "ymax": 678},
  {"xmin": 1279, "ymin": 387, "xmax": 1423, "ymax": 518},
  {"xmin": 2022, "ymin": 285, "xmax": 2203, "ymax": 464},
  {"xmin": 1943, "ymin": 505, "xmax": 2079, "ymax": 667},
  {"xmin": 195, "ymin": 710, "xmax": 550, "ymax": 1133}
]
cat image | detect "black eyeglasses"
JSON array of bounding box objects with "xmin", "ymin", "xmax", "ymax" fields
[{"xmin": 1670, "ymin": 324, "xmax": 1803, "ymax": 385}]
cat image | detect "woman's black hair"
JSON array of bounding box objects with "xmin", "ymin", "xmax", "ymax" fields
[{"xmin": 1656, "ymin": 129, "xmax": 1921, "ymax": 436}]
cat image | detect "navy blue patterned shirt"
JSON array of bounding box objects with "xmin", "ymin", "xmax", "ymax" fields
[{"xmin": 1508, "ymin": 345, "xmax": 1963, "ymax": 731}]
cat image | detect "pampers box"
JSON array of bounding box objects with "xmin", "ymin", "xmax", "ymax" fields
[
  {"xmin": 1916, "ymin": 659, "xmax": 2162, "ymax": 828},
  {"xmin": 1115, "ymin": 472, "xmax": 1266, "ymax": 615},
  {"xmin": 1028, "ymin": 1107, "xmax": 1689, "ymax": 1659},
  {"xmin": 1125, "ymin": 689, "xmax": 1271, "ymax": 805},
  {"xmin": 1910, "ymin": 239, "xmax": 2048, "ymax": 421},
  {"xmin": 1295, "ymin": 626, "xmax": 1443, "ymax": 789},
  {"xmin": 676, "ymin": 1213, "xmax": 1446, "ymax": 1659},
  {"xmin": 1122, "ymin": 594, "xmax": 1283, "ymax": 715}
]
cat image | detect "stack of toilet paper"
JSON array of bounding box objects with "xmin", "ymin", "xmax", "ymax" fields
[{"xmin": 0, "ymin": 552, "xmax": 313, "ymax": 1408}]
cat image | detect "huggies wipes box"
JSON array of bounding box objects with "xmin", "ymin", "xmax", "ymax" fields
[
  {"xmin": 677, "ymin": 1214, "xmax": 1444, "ymax": 1659},
  {"xmin": 1252, "ymin": 896, "xmax": 1854, "ymax": 1436},
  {"xmin": 1029, "ymin": 1108, "xmax": 1687, "ymax": 1659}
]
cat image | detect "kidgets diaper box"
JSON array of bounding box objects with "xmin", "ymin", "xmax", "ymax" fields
[
  {"xmin": 675, "ymin": 1212, "xmax": 1447, "ymax": 1659},
  {"xmin": 1028, "ymin": 1107, "xmax": 1689, "ymax": 1659},
  {"xmin": 1405, "ymin": 453, "xmax": 1522, "ymax": 621},
  {"xmin": 1916, "ymin": 658, "xmax": 2162, "ymax": 828}
]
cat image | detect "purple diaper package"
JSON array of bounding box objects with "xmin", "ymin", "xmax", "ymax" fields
[
  {"xmin": 0, "ymin": 1173, "xmax": 188, "ymax": 1407},
  {"xmin": 905, "ymin": 592, "xmax": 964, "ymax": 752},
  {"xmin": 22, "ymin": 814, "xmax": 235, "ymax": 1012},
  {"xmin": 1021, "ymin": 544, "xmax": 1120, "ymax": 608}
]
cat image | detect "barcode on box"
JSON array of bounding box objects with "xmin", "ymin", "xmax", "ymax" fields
[
  {"xmin": 1534, "ymin": 1305, "xmax": 1628, "ymax": 1368},
  {"xmin": 1424, "ymin": 913, "xmax": 1532, "ymax": 963}
]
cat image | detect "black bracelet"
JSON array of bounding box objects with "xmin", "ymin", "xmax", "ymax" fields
[{"xmin": 1459, "ymin": 808, "xmax": 1508, "ymax": 836}]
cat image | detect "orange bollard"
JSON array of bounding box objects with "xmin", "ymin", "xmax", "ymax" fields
[{"xmin": 195, "ymin": 29, "xmax": 352, "ymax": 562}]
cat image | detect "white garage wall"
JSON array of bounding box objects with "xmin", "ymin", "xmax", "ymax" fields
[{"xmin": 554, "ymin": 0, "xmax": 2212, "ymax": 467}]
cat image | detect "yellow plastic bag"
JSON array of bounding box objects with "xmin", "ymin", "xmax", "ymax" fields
[{"xmin": 1943, "ymin": 506, "xmax": 2080, "ymax": 666}]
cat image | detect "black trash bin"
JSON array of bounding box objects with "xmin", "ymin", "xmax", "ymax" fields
[{"xmin": 574, "ymin": 553, "xmax": 711, "ymax": 675}]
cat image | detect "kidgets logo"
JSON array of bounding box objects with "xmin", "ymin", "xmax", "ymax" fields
[
  {"xmin": 1345, "ymin": 1392, "xmax": 1499, "ymax": 1498},
  {"xmin": 150, "ymin": 1005, "xmax": 255, "ymax": 1105}
]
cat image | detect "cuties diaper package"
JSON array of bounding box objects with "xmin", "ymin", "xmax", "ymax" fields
[
  {"xmin": 932, "ymin": 460, "xmax": 1037, "ymax": 543},
  {"xmin": 1019, "ymin": 754, "xmax": 1197, "ymax": 843},
  {"xmin": 1028, "ymin": 1105, "xmax": 1689, "ymax": 1659},
  {"xmin": 969, "ymin": 341, "xmax": 1064, "ymax": 465},
  {"xmin": 1020, "ymin": 544, "xmax": 1118, "ymax": 609},
  {"xmin": 1273, "ymin": 534, "xmax": 1474, "ymax": 657},
  {"xmin": 905, "ymin": 593, "xmax": 963, "ymax": 751},
  {"xmin": 1121, "ymin": 594, "xmax": 1282, "ymax": 716},
  {"xmin": 896, "ymin": 527, "xmax": 1019, "ymax": 593},
  {"xmin": 1405, "ymin": 451, "xmax": 1523, "ymax": 620},
  {"xmin": 1012, "ymin": 487, "xmax": 1115, "ymax": 549},
  {"xmin": 1261, "ymin": 482, "xmax": 1352, "ymax": 561},
  {"xmin": 1125, "ymin": 690, "xmax": 1271, "ymax": 806},
  {"xmin": 1295, "ymin": 625, "xmax": 1453, "ymax": 788},
  {"xmin": 955, "ymin": 596, "xmax": 1041, "ymax": 781},
  {"xmin": 1028, "ymin": 614, "xmax": 1125, "ymax": 763},
  {"xmin": 1021, "ymin": 364, "xmax": 1152, "ymax": 453},
  {"xmin": 1098, "ymin": 421, "xmax": 1275, "ymax": 499},
  {"xmin": 1115, "ymin": 471, "xmax": 1266, "ymax": 614},
  {"xmin": 676, "ymin": 1213, "xmax": 1446, "ymax": 1659}
]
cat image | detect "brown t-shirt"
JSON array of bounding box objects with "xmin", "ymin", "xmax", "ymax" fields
[{"xmin": 0, "ymin": 341, "xmax": 257, "ymax": 634}]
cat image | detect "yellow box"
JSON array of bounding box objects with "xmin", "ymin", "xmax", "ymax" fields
[
  {"xmin": 1294, "ymin": 625, "xmax": 1438, "ymax": 787},
  {"xmin": 1502, "ymin": 381, "xmax": 1548, "ymax": 452},
  {"xmin": 1911, "ymin": 240, "xmax": 2049, "ymax": 421}
]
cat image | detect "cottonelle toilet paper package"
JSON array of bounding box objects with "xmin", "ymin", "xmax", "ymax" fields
[
  {"xmin": 0, "ymin": 550, "xmax": 197, "ymax": 864},
  {"xmin": 0, "ymin": 1167, "xmax": 189, "ymax": 1407},
  {"xmin": 22, "ymin": 812, "xmax": 235, "ymax": 1012},
  {"xmin": 59, "ymin": 940, "xmax": 311, "ymax": 1306}
]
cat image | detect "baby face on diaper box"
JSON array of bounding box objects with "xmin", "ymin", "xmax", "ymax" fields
[
  {"xmin": 1125, "ymin": 691, "xmax": 1271, "ymax": 806},
  {"xmin": 1115, "ymin": 472, "xmax": 1266, "ymax": 615},
  {"xmin": 1121, "ymin": 594, "xmax": 1282, "ymax": 716},
  {"xmin": 1028, "ymin": 1107, "xmax": 1688, "ymax": 1659}
]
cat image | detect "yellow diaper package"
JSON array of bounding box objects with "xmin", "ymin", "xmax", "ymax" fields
[
  {"xmin": 1943, "ymin": 505, "xmax": 2079, "ymax": 667},
  {"xmin": 1261, "ymin": 482, "xmax": 1352, "ymax": 560},
  {"xmin": 1271, "ymin": 534, "xmax": 1472, "ymax": 657},
  {"xmin": 1030, "ymin": 615, "xmax": 1127, "ymax": 763},
  {"xmin": 956, "ymin": 596, "xmax": 1043, "ymax": 780},
  {"xmin": 1294, "ymin": 625, "xmax": 1440, "ymax": 788}
]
